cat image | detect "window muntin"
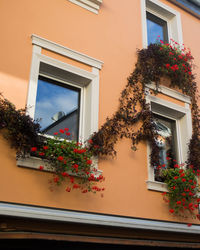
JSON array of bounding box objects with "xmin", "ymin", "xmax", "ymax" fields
[
  {"xmin": 34, "ymin": 76, "xmax": 81, "ymax": 141},
  {"xmin": 146, "ymin": 11, "xmax": 168, "ymax": 45}
]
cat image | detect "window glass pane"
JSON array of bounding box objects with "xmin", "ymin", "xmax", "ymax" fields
[
  {"xmin": 146, "ymin": 12, "xmax": 168, "ymax": 45},
  {"xmin": 153, "ymin": 114, "xmax": 177, "ymax": 181},
  {"xmin": 34, "ymin": 76, "xmax": 80, "ymax": 141}
]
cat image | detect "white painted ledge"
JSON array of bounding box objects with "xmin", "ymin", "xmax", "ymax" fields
[
  {"xmin": 31, "ymin": 34, "xmax": 103, "ymax": 69},
  {"xmin": 0, "ymin": 202, "xmax": 200, "ymax": 234},
  {"xmin": 17, "ymin": 156, "xmax": 103, "ymax": 178},
  {"xmin": 146, "ymin": 82, "xmax": 191, "ymax": 104},
  {"xmin": 146, "ymin": 180, "xmax": 168, "ymax": 192},
  {"xmin": 68, "ymin": 0, "xmax": 102, "ymax": 14}
]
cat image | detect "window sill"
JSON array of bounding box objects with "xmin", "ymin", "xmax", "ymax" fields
[
  {"xmin": 17, "ymin": 156, "xmax": 103, "ymax": 178},
  {"xmin": 146, "ymin": 180, "xmax": 168, "ymax": 192}
]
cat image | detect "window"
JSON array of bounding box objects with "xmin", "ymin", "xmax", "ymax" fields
[
  {"xmin": 35, "ymin": 75, "xmax": 81, "ymax": 141},
  {"xmin": 145, "ymin": 84, "xmax": 192, "ymax": 191},
  {"xmin": 141, "ymin": 0, "xmax": 183, "ymax": 47},
  {"xmin": 146, "ymin": 11, "xmax": 168, "ymax": 45},
  {"xmin": 26, "ymin": 34, "xmax": 103, "ymax": 143},
  {"xmin": 153, "ymin": 114, "xmax": 178, "ymax": 182},
  {"xmin": 17, "ymin": 34, "xmax": 103, "ymax": 177}
]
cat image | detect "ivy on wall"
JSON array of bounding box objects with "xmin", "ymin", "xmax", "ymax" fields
[{"xmin": 90, "ymin": 39, "xmax": 200, "ymax": 171}]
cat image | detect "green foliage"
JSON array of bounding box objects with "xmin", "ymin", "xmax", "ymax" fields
[
  {"xmin": 162, "ymin": 163, "xmax": 200, "ymax": 219},
  {"xmin": 0, "ymin": 93, "xmax": 42, "ymax": 156},
  {"xmin": 31, "ymin": 130, "xmax": 104, "ymax": 193},
  {"xmin": 89, "ymin": 39, "xmax": 200, "ymax": 171}
]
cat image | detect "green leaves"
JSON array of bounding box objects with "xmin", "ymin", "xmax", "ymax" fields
[{"xmin": 162, "ymin": 165, "xmax": 200, "ymax": 219}]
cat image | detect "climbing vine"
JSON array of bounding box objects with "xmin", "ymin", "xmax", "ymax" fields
[{"xmin": 90, "ymin": 39, "xmax": 200, "ymax": 171}]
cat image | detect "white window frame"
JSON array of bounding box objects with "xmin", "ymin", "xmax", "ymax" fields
[
  {"xmin": 68, "ymin": 0, "xmax": 102, "ymax": 14},
  {"xmin": 141, "ymin": 0, "xmax": 183, "ymax": 48},
  {"xmin": 17, "ymin": 34, "xmax": 103, "ymax": 177},
  {"xmin": 145, "ymin": 83, "xmax": 192, "ymax": 192}
]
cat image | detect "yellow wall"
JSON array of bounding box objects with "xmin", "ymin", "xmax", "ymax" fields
[{"xmin": 0, "ymin": 0, "xmax": 200, "ymax": 224}]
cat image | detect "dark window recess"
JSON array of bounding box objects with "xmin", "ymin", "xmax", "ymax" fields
[
  {"xmin": 153, "ymin": 114, "xmax": 178, "ymax": 182},
  {"xmin": 146, "ymin": 12, "xmax": 169, "ymax": 45},
  {"xmin": 34, "ymin": 76, "xmax": 80, "ymax": 141}
]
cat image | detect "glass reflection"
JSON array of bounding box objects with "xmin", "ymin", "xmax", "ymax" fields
[{"xmin": 34, "ymin": 76, "xmax": 80, "ymax": 140}]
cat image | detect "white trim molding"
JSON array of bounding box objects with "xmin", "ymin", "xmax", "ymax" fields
[
  {"xmin": 68, "ymin": 0, "xmax": 102, "ymax": 14},
  {"xmin": 17, "ymin": 156, "xmax": 102, "ymax": 178},
  {"xmin": 0, "ymin": 202, "xmax": 200, "ymax": 233},
  {"xmin": 31, "ymin": 34, "xmax": 103, "ymax": 69},
  {"xmin": 23, "ymin": 35, "xmax": 103, "ymax": 173},
  {"xmin": 145, "ymin": 87, "xmax": 192, "ymax": 192}
]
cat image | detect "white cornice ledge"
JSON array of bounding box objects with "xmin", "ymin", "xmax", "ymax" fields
[
  {"xmin": 0, "ymin": 202, "xmax": 200, "ymax": 234},
  {"xmin": 69, "ymin": 0, "xmax": 102, "ymax": 14},
  {"xmin": 31, "ymin": 34, "xmax": 103, "ymax": 69}
]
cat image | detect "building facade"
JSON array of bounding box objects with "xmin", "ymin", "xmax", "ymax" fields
[{"xmin": 0, "ymin": 0, "xmax": 200, "ymax": 248}]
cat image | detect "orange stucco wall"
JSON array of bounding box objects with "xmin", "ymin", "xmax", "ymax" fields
[{"xmin": 0, "ymin": 0, "xmax": 200, "ymax": 224}]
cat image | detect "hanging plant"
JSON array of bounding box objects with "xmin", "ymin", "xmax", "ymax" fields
[
  {"xmin": 0, "ymin": 93, "xmax": 43, "ymax": 157},
  {"xmin": 31, "ymin": 130, "xmax": 104, "ymax": 194},
  {"xmin": 160, "ymin": 161, "xmax": 200, "ymax": 220},
  {"xmin": 89, "ymin": 38, "xmax": 200, "ymax": 171},
  {"xmin": 0, "ymin": 93, "xmax": 104, "ymax": 194}
]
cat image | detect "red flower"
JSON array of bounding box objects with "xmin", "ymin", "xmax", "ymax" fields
[
  {"xmin": 54, "ymin": 132, "xmax": 58, "ymax": 135},
  {"xmin": 174, "ymin": 176, "xmax": 179, "ymax": 180},
  {"xmin": 73, "ymin": 164, "xmax": 79, "ymax": 169},
  {"xmin": 43, "ymin": 146, "xmax": 48, "ymax": 150},
  {"xmin": 86, "ymin": 160, "xmax": 92, "ymax": 165},
  {"xmin": 39, "ymin": 166, "xmax": 44, "ymax": 170},
  {"xmin": 66, "ymin": 187, "xmax": 71, "ymax": 192},
  {"xmin": 39, "ymin": 152, "xmax": 45, "ymax": 156},
  {"xmin": 64, "ymin": 128, "xmax": 69, "ymax": 131},
  {"xmin": 187, "ymin": 223, "xmax": 192, "ymax": 227},
  {"xmin": 166, "ymin": 64, "xmax": 170, "ymax": 69},
  {"xmin": 73, "ymin": 184, "xmax": 80, "ymax": 189},
  {"xmin": 59, "ymin": 129, "xmax": 64, "ymax": 133},
  {"xmin": 182, "ymin": 178, "xmax": 186, "ymax": 182},
  {"xmin": 169, "ymin": 209, "xmax": 174, "ymax": 213},
  {"xmin": 62, "ymin": 172, "xmax": 69, "ymax": 177},
  {"xmin": 66, "ymin": 132, "xmax": 71, "ymax": 136},
  {"xmin": 82, "ymin": 189, "xmax": 88, "ymax": 193},
  {"xmin": 54, "ymin": 177, "xmax": 59, "ymax": 183},
  {"xmin": 57, "ymin": 156, "xmax": 64, "ymax": 161},
  {"xmin": 177, "ymin": 201, "xmax": 181, "ymax": 205},
  {"xmin": 31, "ymin": 147, "xmax": 37, "ymax": 152}
]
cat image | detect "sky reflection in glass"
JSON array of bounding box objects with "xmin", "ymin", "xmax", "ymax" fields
[{"xmin": 34, "ymin": 77, "xmax": 80, "ymax": 139}]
